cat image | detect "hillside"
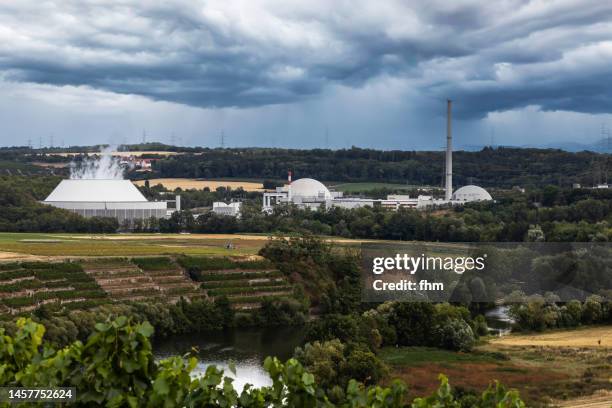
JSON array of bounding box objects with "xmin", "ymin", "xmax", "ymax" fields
[{"xmin": 0, "ymin": 255, "xmax": 297, "ymax": 315}]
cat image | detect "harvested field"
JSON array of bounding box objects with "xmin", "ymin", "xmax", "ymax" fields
[
  {"xmin": 491, "ymin": 327, "xmax": 612, "ymax": 348},
  {"xmin": 133, "ymin": 178, "xmax": 265, "ymax": 191},
  {"xmin": 55, "ymin": 151, "xmax": 181, "ymax": 157}
]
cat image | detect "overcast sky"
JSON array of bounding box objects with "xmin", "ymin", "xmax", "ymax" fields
[{"xmin": 1, "ymin": 0, "xmax": 611, "ymax": 150}]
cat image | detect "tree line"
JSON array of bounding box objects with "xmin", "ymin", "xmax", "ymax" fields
[
  {"xmin": 141, "ymin": 187, "xmax": 612, "ymax": 243},
  {"xmin": 147, "ymin": 146, "xmax": 605, "ymax": 188}
]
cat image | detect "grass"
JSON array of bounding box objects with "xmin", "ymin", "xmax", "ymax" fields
[
  {"xmin": 379, "ymin": 347, "xmax": 502, "ymax": 366},
  {"xmin": 0, "ymin": 233, "xmax": 265, "ymax": 257},
  {"xmin": 330, "ymin": 182, "xmax": 430, "ymax": 193},
  {"xmin": 490, "ymin": 326, "xmax": 612, "ymax": 348}
]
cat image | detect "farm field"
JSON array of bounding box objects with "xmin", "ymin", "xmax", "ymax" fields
[
  {"xmin": 0, "ymin": 255, "xmax": 293, "ymax": 313},
  {"xmin": 0, "ymin": 233, "xmax": 266, "ymax": 258},
  {"xmin": 382, "ymin": 330, "xmax": 612, "ymax": 407},
  {"xmin": 489, "ymin": 326, "xmax": 612, "ymax": 348},
  {"xmin": 0, "ymin": 232, "xmax": 394, "ymax": 259},
  {"xmin": 54, "ymin": 151, "xmax": 183, "ymax": 157},
  {"xmin": 133, "ymin": 178, "xmax": 266, "ymax": 191},
  {"xmin": 329, "ymin": 182, "xmax": 438, "ymax": 193}
]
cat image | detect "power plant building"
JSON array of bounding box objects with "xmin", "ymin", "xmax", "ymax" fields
[
  {"xmin": 43, "ymin": 179, "xmax": 180, "ymax": 221},
  {"xmin": 263, "ymin": 100, "xmax": 492, "ymax": 213}
]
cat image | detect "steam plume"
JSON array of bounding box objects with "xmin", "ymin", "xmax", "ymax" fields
[{"xmin": 70, "ymin": 145, "xmax": 125, "ymax": 180}]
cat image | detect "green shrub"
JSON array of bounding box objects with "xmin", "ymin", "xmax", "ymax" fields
[{"xmin": 433, "ymin": 318, "xmax": 476, "ymax": 352}]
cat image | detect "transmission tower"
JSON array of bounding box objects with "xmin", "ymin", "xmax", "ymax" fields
[{"xmin": 220, "ymin": 130, "xmax": 225, "ymax": 148}]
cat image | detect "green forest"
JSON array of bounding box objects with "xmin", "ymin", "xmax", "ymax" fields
[{"xmin": 2, "ymin": 144, "xmax": 610, "ymax": 188}]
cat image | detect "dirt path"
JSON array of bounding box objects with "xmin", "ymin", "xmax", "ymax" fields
[
  {"xmin": 491, "ymin": 327, "xmax": 612, "ymax": 348},
  {"xmin": 0, "ymin": 251, "xmax": 41, "ymax": 261}
]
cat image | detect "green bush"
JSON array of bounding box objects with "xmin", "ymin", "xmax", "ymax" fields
[{"xmin": 433, "ymin": 319, "xmax": 476, "ymax": 352}]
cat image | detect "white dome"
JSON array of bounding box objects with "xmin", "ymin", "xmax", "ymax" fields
[
  {"xmin": 290, "ymin": 178, "xmax": 331, "ymax": 199},
  {"xmin": 451, "ymin": 185, "xmax": 492, "ymax": 202}
]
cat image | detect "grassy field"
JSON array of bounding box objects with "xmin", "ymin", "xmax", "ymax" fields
[
  {"xmin": 490, "ymin": 326, "xmax": 612, "ymax": 348},
  {"xmin": 325, "ymin": 182, "xmax": 438, "ymax": 194},
  {"xmin": 382, "ymin": 333, "xmax": 612, "ymax": 407},
  {"xmin": 382, "ymin": 327, "xmax": 612, "ymax": 406},
  {"xmin": 328, "ymin": 182, "xmax": 418, "ymax": 193},
  {"xmin": 133, "ymin": 178, "xmax": 266, "ymax": 191},
  {"xmin": 0, "ymin": 233, "xmax": 267, "ymax": 258}
]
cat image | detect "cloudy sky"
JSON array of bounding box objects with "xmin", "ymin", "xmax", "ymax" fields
[{"xmin": 0, "ymin": 0, "xmax": 611, "ymax": 150}]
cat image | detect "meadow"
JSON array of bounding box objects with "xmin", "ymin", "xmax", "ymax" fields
[
  {"xmin": 329, "ymin": 182, "xmax": 426, "ymax": 193},
  {"xmin": 0, "ymin": 232, "xmax": 268, "ymax": 258},
  {"xmin": 381, "ymin": 328, "xmax": 612, "ymax": 407}
]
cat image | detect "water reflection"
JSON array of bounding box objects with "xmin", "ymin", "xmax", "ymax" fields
[
  {"xmin": 485, "ymin": 305, "xmax": 514, "ymax": 336},
  {"xmin": 154, "ymin": 327, "xmax": 305, "ymax": 391}
]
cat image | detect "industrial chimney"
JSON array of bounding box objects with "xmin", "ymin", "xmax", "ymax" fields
[{"xmin": 445, "ymin": 99, "xmax": 453, "ymax": 201}]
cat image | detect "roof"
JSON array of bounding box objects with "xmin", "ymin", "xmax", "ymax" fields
[
  {"xmin": 290, "ymin": 178, "xmax": 332, "ymax": 199},
  {"xmin": 451, "ymin": 185, "xmax": 492, "ymax": 202},
  {"xmin": 44, "ymin": 179, "xmax": 148, "ymax": 202}
]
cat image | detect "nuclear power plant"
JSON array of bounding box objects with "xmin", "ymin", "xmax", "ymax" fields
[
  {"xmin": 43, "ymin": 179, "xmax": 180, "ymax": 222},
  {"xmin": 263, "ymin": 100, "xmax": 492, "ymax": 213}
]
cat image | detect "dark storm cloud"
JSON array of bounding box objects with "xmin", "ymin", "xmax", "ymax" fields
[{"xmin": 0, "ymin": 1, "xmax": 611, "ymax": 117}]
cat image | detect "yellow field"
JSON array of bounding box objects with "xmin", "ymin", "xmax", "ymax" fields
[
  {"xmin": 54, "ymin": 151, "xmax": 182, "ymax": 157},
  {"xmin": 491, "ymin": 326, "xmax": 612, "ymax": 348},
  {"xmin": 133, "ymin": 178, "xmax": 266, "ymax": 191}
]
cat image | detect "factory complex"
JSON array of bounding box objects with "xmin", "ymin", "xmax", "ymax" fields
[{"xmin": 263, "ymin": 100, "xmax": 492, "ymax": 214}]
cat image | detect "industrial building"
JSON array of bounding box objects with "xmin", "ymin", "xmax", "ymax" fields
[
  {"xmin": 263, "ymin": 100, "xmax": 492, "ymax": 213},
  {"xmin": 212, "ymin": 201, "xmax": 242, "ymax": 217},
  {"xmin": 43, "ymin": 179, "xmax": 180, "ymax": 222}
]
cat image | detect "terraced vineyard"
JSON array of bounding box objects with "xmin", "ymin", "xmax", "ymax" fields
[
  {"xmin": 0, "ymin": 255, "xmax": 293, "ymax": 314},
  {"xmin": 0, "ymin": 262, "xmax": 107, "ymax": 314},
  {"xmin": 82, "ymin": 257, "xmax": 202, "ymax": 303},
  {"xmin": 178, "ymin": 256, "xmax": 294, "ymax": 309}
]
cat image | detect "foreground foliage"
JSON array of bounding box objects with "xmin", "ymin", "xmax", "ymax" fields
[{"xmin": 0, "ymin": 317, "xmax": 525, "ymax": 407}]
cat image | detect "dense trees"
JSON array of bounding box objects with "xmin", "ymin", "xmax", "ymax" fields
[
  {"xmin": 507, "ymin": 293, "xmax": 612, "ymax": 331},
  {"xmin": 145, "ymin": 146, "xmax": 603, "ymax": 189}
]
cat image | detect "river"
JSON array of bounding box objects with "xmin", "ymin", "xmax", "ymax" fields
[
  {"xmin": 484, "ymin": 305, "xmax": 514, "ymax": 336},
  {"xmin": 154, "ymin": 326, "xmax": 305, "ymax": 390}
]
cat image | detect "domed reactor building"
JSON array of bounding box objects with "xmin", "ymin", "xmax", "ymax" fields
[{"xmin": 263, "ymin": 100, "xmax": 492, "ymax": 213}]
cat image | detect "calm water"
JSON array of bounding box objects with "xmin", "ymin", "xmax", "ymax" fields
[
  {"xmin": 154, "ymin": 327, "xmax": 305, "ymax": 391},
  {"xmin": 485, "ymin": 305, "xmax": 514, "ymax": 336}
]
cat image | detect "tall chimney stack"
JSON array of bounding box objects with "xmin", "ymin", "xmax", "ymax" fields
[{"xmin": 445, "ymin": 99, "xmax": 453, "ymax": 201}]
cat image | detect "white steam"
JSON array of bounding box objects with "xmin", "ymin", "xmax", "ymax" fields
[{"xmin": 70, "ymin": 145, "xmax": 126, "ymax": 180}]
